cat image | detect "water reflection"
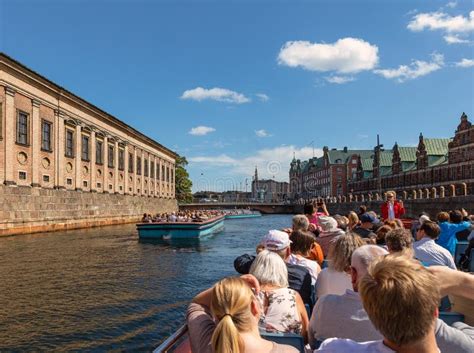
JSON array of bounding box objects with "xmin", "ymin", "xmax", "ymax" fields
[{"xmin": 0, "ymin": 215, "xmax": 292, "ymax": 351}]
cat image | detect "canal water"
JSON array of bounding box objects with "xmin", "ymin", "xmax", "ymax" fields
[{"xmin": 0, "ymin": 214, "xmax": 292, "ymax": 351}]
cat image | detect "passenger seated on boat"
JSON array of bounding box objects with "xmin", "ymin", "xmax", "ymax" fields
[
  {"xmin": 315, "ymin": 216, "xmax": 345, "ymax": 257},
  {"xmin": 234, "ymin": 230, "xmax": 313, "ymax": 308},
  {"xmin": 310, "ymin": 245, "xmax": 388, "ymax": 346},
  {"xmin": 249, "ymin": 250, "xmax": 309, "ymax": 340},
  {"xmin": 315, "ymin": 233, "xmax": 364, "ymax": 299},
  {"xmin": 186, "ymin": 275, "xmax": 299, "ymax": 353},
  {"xmin": 141, "ymin": 213, "xmax": 152, "ymax": 223},
  {"xmin": 288, "ymin": 231, "xmax": 321, "ymax": 285},
  {"xmin": 317, "ymin": 254, "xmax": 441, "ymax": 352}
]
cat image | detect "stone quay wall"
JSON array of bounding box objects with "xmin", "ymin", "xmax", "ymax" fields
[
  {"xmin": 0, "ymin": 185, "xmax": 177, "ymax": 236},
  {"xmin": 318, "ymin": 196, "xmax": 474, "ymax": 219}
]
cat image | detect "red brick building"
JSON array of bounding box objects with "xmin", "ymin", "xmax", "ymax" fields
[{"xmin": 349, "ymin": 113, "xmax": 473, "ymax": 199}]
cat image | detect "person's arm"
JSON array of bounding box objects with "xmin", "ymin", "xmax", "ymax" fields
[
  {"xmin": 397, "ymin": 200, "xmax": 405, "ymax": 217},
  {"xmin": 295, "ymin": 291, "xmax": 309, "ymax": 344},
  {"xmin": 321, "ymin": 202, "xmax": 329, "ymax": 216},
  {"xmin": 428, "ymin": 266, "xmax": 474, "ymax": 299}
]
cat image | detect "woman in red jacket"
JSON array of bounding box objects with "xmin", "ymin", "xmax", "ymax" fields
[{"xmin": 381, "ymin": 191, "xmax": 405, "ymax": 221}]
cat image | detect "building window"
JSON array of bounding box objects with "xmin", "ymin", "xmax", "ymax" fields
[
  {"xmin": 43, "ymin": 175, "xmax": 50, "ymax": 182},
  {"xmin": 83, "ymin": 180, "xmax": 88, "ymax": 188},
  {"xmin": 65, "ymin": 130, "xmax": 74, "ymax": 157},
  {"xmin": 66, "ymin": 178, "xmax": 73, "ymax": 185},
  {"xmin": 81, "ymin": 135, "xmax": 90, "ymax": 161},
  {"xmin": 96, "ymin": 141, "xmax": 103, "ymax": 164},
  {"xmin": 0, "ymin": 103, "xmax": 3, "ymax": 139},
  {"xmin": 97, "ymin": 182, "xmax": 102, "ymax": 188},
  {"xmin": 16, "ymin": 111, "xmax": 29, "ymax": 145},
  {"xmin": 162, "ymin": 165, "xmax": 165, "ymax": 181},
  {"xmin": 19, "ymin": 171, "xmax": 27, "ymax": 180},
  {"xmin": 118, "ymin": 149, "xmax": 124, "ymax": 170},
  {"xmin": 108, "ymin": 145, "xmax": 114, "ymax": 168},
  {"xmin": 128, "ymin": 153, "xmax": 134, "ymax": 173},
  {"xmin": 144, "ymin": 158, "xmax": 149, "ymax": 177},
  {"xmin": 137, "ymin": 157, "xmax": 142, "ymax": 175},
  {"xmin": 41, "ymin": 120, "xmax": 52, "ymax": 151},
  {"xmin": 150, "ymin": 161, "xmax": 155, "ymax": 178},
  {"xmin": 119, "ymin": 186, "xmax": 123, "ymax": 191}
]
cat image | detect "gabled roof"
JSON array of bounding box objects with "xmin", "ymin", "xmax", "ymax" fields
[
  {"xmin": 423, "ymin": 138, "xmax": 451, "ymax": 156},
  {"xmin": 327, "ymin": 149, "xmax": 373, "ymax": 164},
  {"xmin": 379, "ymin": 151, "xmax": 393, "ymax": 167}
]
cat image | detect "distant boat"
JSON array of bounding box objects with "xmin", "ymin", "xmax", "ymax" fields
[
  {"xmin": 225, "ymin": 211, "xmax": 262, "ymax": 219},
  {"xmin": 137, "ymin": 216, "xmax": 225, "ymax": 239}
]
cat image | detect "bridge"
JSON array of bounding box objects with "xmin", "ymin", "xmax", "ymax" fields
[{"xmin": 179, "ymin": 203, "xmax": 298, "ymax": 214}]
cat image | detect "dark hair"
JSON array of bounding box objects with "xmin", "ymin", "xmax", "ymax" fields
[
  {"xmin": 419, "ymin": 221, "xmax": 441, "ymax": 239},
  {"xmin": 304, "ymin": 203, "xmax": 315, "ymax": 215},
  {"xmin": 449, "ymin": 210, "xmax": 463, "ymax": 224},
  {"xmin": 290, "ymin": 230, "xmax": 316, "ymax": 256},
  {"xmin": 385, "ymin": 228, "xmax": 413, "ymax": 252},
  {"xmin": 375, "ymin": 225, "xmax": 392, "ymax": 245},
  {"xmin": 359, "ymin": 205, "xmax": 367, "ymax": 214}
]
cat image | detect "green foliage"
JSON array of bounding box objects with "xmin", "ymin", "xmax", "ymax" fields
[{"xmin": 175, "ymin": 155, "xmax": 193, "ymax": 203}]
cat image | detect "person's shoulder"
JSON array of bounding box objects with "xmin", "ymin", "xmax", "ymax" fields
[
  {"xmin": 270, "ymin": 341, "xmax": 300, "ymax": 353},
  {"xmin": 287, "ymin": 262, "xmax": 310, "ymax": 274},
  {"xmin": 316, "ymin": 338, "xmax": 393, "ymax": 352}
]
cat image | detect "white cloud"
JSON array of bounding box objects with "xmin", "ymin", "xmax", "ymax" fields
[
  {"xmin": 188, "ymin": 126, "xmax": 216, "ymax": 136},
  {"xmin": 455, "ymin": 58, "xmax": 474, "ymax": 67},
  {"xmin": 278, "ymin": 37, "xmax": 379, "ymax": 74},
  {"xmin": 189, "ymin": 145, "xmax": 321, "ymax": 181},
  {"xmin": 181, "ymin": 87, "xmax": 250, "ymax": 104},
  {"xmin": 324, "ymin": 75, "xmax": 356, "ymax": 84},
  {"xmin": 407, "ymin": 11, "xmax": 474, "ymax": 33},
  {"xmin": 256, "ymin": 93, "xmax": 270, "ymax": 102},
  {"xmin": 446, "ymin": 1, "xmax": 457, "ymax": 9},
  {"xmin": 444, "ymin": 34, "xmax": 470, "ymax": 44},
  {"xmin": 255, "ymin": 129, "xmax": 271, "ymax": 137},
  {"xmin": 373, "ymin": 53, "xmax": 444, "ymax": 82}
]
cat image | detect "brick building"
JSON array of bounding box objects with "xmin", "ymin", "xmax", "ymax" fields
[
  {"xmin": 349, "ymin": 113, "xmax": 473, "ymax": 199},
  {"xmin": 0, "ymin": 53, "xmax": 177, "ymax": 198},
  {"xmin": 289, "ymin": 147, "xmax": 373, "ymax": 199},
  {"xmin": 252, "ymin": 167, "xmax": 289, "ymax": 202}
]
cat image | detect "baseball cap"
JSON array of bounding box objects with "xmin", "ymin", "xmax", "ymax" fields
[
  {"xmin": 261, "ymin": 230, "xmax": 292, "ymax": 251},
  {"xmin": 360, "ymin": 213, "xmax": 376, "ymax": 223}
]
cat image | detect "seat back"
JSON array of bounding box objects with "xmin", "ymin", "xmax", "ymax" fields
[
  {"xmin": 439, "ymin": 312, "xmax": 465, "ymax": 326},
  {"xmin": 455, "ymin": 241, "xmax": 469, "ymax": 266},
  {"xmin": 261, "ymin": 332, "xmax": 305, "ymax": 353}
]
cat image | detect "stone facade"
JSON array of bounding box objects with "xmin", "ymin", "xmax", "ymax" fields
[
  {"xmin": 0, "ymin": 53, "xmax": 178, "ymax": 234},
  {"xmin": 252, "ymin": 167, "xmax": 289, "ymax": 202},
  {"xmin": 0, "ymin": 185, "xmax": 177, "ymax": 236}
]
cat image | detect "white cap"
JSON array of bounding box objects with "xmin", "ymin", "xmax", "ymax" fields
[{"xmin": 261, "ymin": 230, "xmax": 292, "ymax": 251}]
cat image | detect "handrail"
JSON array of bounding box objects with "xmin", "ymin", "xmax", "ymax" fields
[{"xmin": 153, "ymin": 325, "xmax": 188, "ymax": 353}]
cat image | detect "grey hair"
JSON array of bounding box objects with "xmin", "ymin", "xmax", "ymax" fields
[
  {"xmin": 351, "ymin": 245, "xmax": 388, "ymax": 278},
  {"xmin": 292, "ymin": 215, "xmax": 309, "ymax": 231},
  {"xmin": 249, "ymin": 250, "xmax": 289, "ymax": 287}
]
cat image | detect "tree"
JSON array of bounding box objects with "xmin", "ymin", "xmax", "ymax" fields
[{"xmin": 175, "ymin": 155, "xmax": 193, "ymax": 203}]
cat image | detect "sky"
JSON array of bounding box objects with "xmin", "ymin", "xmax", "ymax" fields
[{"xmin": 1, "ymin": 0, "xmax": 473, "ymax": 192}]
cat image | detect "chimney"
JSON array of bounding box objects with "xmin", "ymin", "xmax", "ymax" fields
[{"xmin": 343, "ymin": 146, "xmax": 348, "ymax": 153}]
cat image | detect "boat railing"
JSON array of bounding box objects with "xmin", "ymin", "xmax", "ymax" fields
[{"xmin": 153, "ymin": 324, "xmax": 189, "ymax": 353}]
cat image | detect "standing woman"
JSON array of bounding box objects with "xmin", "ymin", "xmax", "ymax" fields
[
  {"xmin": 381, "ymin": 190, "xmax": 405, "ymax": 221},
  {"xmin": 187, "ymin": 275, "xmax": 298, "ymax": 353}
]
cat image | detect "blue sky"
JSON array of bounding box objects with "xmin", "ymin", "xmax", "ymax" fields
[{"xmin": 1, "ymin": 0, "xmax": 473, "ymax": 192}]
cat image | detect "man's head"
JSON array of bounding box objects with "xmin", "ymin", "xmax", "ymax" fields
[
  {"xmin": 303, "ymin": 203, "xmax": 315, "ymax": 216},
  {"xmin": 359, "ymin": 254, "xmax": 440, "ymax": 348},
  {"xmin": 449, "ymin": 210, "xmax": 463, "ymax": 224},
  {"xmin": 292, "ymin": 215, "xmax": 309, "ymax": 232},
  {"xmin": 261, "ymin": 229, "xmax": 292, "ymax": 260},
  {"xmin": 385, "ymin": 228, "xmax": 413, "ymax": 254},
  {"xmin": 350, "ymin": 245, "xmax": 388, "ymax": 291},
  {"xmin": 360, "ymin": 213, "xmax": 375, "ymax": 229},
  {"xmin": 417, "ymin": 221, "xmax": 441, "ymax": 241}
]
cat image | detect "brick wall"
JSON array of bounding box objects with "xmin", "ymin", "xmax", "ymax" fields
[{"xmin": 0, "ymin": 185, "xmax": 177, "ymax": 236}]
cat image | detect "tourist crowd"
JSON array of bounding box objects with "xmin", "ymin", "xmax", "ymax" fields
[
  {"xmin": 141, "ymin": 210, "xmax": 224, "ymax": 223},
  {"xmin": 185, "ymin": 191, "xmax": 474, "ymax": 353}
]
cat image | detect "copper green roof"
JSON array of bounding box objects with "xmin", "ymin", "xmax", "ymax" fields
[
  {"xmin": 398, "ymin": 147, "xmax": 417, "ymax": 162},
  {"xmin": 327, "ymin": 149, "xmax": 373, "ymax": 164},
  {"xmin": 429, "ymin": 155, "xmax": 448, "ymax": 167},
  {"xmin": 379, "ymin": 151, "xmax": 393, "ymax": 167},
  {"xmin": 361, "ymin": 158, "xmax": 373, "ymax": 171},
  {"xmin": 424, "ymin": 138, "xmax": 451, "ymax": 156}
]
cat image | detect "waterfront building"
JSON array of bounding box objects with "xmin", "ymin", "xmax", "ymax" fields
[
  {"xmin": 289, "ymin": 147, "xmax": 373, "ymax": 199},
  {"xmin": 0, "ymin": 53, "xmax": 176, "ymax": 197},
  {"xmin": 252, "ymin": 167, "xmax": 289, "ymax": 202},
  {"xmin": 0, "ymin": 53, "xmax": 177, "ymax": 235},
  {"xmin": 349, "ymin": 113, "xmax": 473, "ymax": 199}
]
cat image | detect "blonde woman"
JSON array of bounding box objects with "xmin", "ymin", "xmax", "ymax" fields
[
  {"xmin": 249, "ymin": 250, "xmax": 309, "ymax": 340},
  {"xmin": 187, "ymin": 275, "xmax": 298, "ymax": 353},
  {"xmin": 315, "ymin": 233, "xmax": 364, "ymax": 298},
  {"xmin": 347, "ymin": 211, "xmax": 359, "ymax": 230}
]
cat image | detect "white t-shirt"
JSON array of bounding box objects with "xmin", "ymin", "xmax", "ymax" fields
[
  {"xmin": 316, "ymin": 338, "xmax": 395, "ymax": 353},
  {"xmin": 315, "ymin": 268, "xmax": 352, "ymax": 298},
  {"xmin": 287, "ymin": 254, "xmax": 321, "ymax": 285}
]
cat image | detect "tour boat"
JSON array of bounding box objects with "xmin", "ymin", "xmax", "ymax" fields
[
  {"xmin": 137, "ymin": 215, "xmax": 225, "ymax": 239},
  {"xmin": 225, "ymin": 211, "xmax": 262, "ymax": 219}
]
